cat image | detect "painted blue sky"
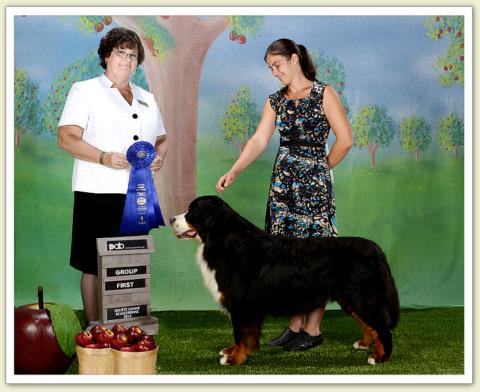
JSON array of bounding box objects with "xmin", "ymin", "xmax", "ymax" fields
[{"xmin": 14, "ymin": 15, "xmax": 464, "ymax": 137}]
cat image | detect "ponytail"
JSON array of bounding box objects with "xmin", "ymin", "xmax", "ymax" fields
[{"xmin": 297, "ymin": 44, "xmax": 316, "ymax": 81}]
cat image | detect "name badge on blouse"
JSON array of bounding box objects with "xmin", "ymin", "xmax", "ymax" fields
[
  {"xmin": 137, "ymin": 99, "xmax": 149, "ymax": 107},
  {"xmin": 119, "ymin": 141, "xmax": 164, "ymax": 235}
]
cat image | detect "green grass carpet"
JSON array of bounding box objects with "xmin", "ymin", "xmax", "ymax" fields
[{"xmin": 67, "ymin": 307, "xmax": 464, "ymax": 375}]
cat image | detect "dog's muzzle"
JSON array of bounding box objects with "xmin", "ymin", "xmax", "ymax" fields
[{"xmin": 170, "ymin": 213, "xmax": 198, "ymax": 239}]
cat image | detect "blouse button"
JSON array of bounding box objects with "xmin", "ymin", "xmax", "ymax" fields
[
  {"xmin": 133, "ymin": 135, "xmax": 139, "ymax": 141},
  {"xmin": 132, "ymin": 113, "xmax": 138, "ymax": 119}
]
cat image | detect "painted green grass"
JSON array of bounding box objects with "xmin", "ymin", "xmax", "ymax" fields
[
  {"xmin": 14, "ymin": 134, "xmax": 464, "ymax": 309},
  {"xmin": 66, "ymin": 308, "xmax": 464, "ymax": 375}
]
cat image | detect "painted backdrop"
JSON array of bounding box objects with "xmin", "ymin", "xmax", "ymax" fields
[{"xmin": 13, "ymin": 14, "xmax": 465, "ymax": 310}]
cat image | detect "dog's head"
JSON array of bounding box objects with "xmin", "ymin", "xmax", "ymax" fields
[{"xmin": 169, "ymin": 195, "xmax": 231, "ymax": 241}]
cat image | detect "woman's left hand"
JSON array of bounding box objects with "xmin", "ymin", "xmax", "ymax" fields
[{"xmin": 150, "ymin": 156, "xmax": 164, "ymax": 173}]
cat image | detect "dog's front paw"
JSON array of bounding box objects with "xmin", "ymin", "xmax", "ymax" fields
[
  {"xmin": 220, "ymin": 354, "xmax": 231, "ymax": 365},
  {"xmin": 219, "ymin": 346, "xmax": 234, "ymax": 356},
  {"xmin": 218, "ymin": 347, "xmax": 248, "ymax": 365},
  {"xmin": 353, "ymin": 340, "xmax": 371, "ymax": 350}
]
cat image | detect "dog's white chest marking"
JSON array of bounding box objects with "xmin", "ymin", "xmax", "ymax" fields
[{"xmin": 196, "ymin": 244, "xmax": 222, "ymax": 304}]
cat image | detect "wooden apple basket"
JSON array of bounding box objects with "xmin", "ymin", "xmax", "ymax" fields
[{"xmin": 76, "ymin": 345, "xmax": 158, "ymax": 375}]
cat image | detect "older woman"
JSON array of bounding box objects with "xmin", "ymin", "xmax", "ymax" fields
[{"xmin": 58, "ymin": 27, "xmax": 167, "ymax": 324}]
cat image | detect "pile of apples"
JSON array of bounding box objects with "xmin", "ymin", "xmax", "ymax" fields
[{"xmin": 75, "ymin": 324, "xmax": 156, "ymax": 352}]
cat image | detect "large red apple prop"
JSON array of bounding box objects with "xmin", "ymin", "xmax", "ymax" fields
[{"xmin": 14, "ymin": 288, "xmax": 74, "ymax": 374}]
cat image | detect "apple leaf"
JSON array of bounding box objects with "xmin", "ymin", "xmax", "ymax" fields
[{"xmin": 45, "ymin": 303, "xmax": 82, "ymax": 357}]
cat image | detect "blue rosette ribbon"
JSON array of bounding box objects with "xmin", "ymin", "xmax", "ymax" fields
[{"xmin": 120, "ymin": 141, "xmax": 165, "ymax": 235}]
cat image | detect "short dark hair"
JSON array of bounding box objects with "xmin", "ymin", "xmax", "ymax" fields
[
  {"xmin": 264, "ymin": 38, "xmax": 316, "ymax": 81},
  {"xmin": 98, "ymin": 27, "xmax": 145, "ymax": 69}
]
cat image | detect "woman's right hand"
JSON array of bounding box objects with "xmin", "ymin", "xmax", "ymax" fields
[
  {"xmin": 216, "ymin": 170, "xmax": 237, "ymax": 193},
  {"xmin": 102, "ymin": 152, "xmax": 129, "ymax": 169}
]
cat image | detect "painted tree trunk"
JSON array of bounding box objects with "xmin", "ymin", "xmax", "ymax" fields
[
  {"xmin": 454, "ymin": 144, "xmax": 458, "ymax": 159},
  {"xmin": 114, "ymin": 16, "xmax": 227, "ymax": 218},
  {"xmin": 368, "ymin": 143, "xmax": 379, "ymax": 168},
  {"xmin": 15, "ymin": 129, "xmax": 21, "ymax": 148},
  {"xmin": 415, "ymin": 148, "xmax": 420, "ymax": 161}
]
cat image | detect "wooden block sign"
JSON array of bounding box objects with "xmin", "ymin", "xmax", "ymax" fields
[{"xmin": 96, "ymin": 235, "xmax": 158, "ymax": 335}]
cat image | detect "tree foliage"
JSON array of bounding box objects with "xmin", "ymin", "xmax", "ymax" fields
[
  {"xmin": 139, "ymin": 16, "xmax": 175, "ymax": 60},
  {"xmin": 77, "ymin": 16, "xmax": 175, "ymax": 60},
  {"xmin": 352, "ymin": 105, "xmax": 395, "ymax": 148},
  {"xmin": 226, "ymin": 16, "xmax": 264, "ymax": 44},
  {"xmin": 14, "ymin": 68, "xmax": 43, "ymax": 146},
  {"xmin": 43, "ymin": 51, "xmax": 148, "ymax": 135},
  {"xmin": 425, "ymin": 15, "xmax": 464, "ymax": 87},
  {"xmin": 351, "ymin": 105, "xmax": 395, "ymax": 168},
  {"xmin": 437, "ymin": 112, "xmax": 463, "ymax": 157},
  {"xmin": 400, "ymin": 115, "xmax": 432, "ymax": 160},
  {"xmin": 311, "ymin": 50, "xmax": 350, "ymax": 118},
  {"xmin": 220, "ymin": 86, "xmax": 261, "ymax": 152}
]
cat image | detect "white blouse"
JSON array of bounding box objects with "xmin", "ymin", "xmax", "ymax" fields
[{"xmin": 59, "ymin": 74, "xmax": 166, "ymax": 194}]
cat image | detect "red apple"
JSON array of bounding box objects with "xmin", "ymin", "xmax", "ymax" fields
[
  {"xmin": 95, "ymin": 22, "xmax": 104, "ymax": 33},
  {"xmin": 456, "ymin": 31, "xmax": 462, "ymax": 38},
  {"xmin": 135, "ymin": 340, "xmax": 153, "ymax": 352},
  {"xmin": 85, "ymin": 343, "xmax": 109, "ymax": 349},
  {"xmin": 75, "ymin": 331, "xmax": 93, "ymax": 347},
  {"xmin": 110, "ymin": 333, "xmax": 129, "ymax": 350},
  {"xmin": 96, "ymin": 329, "xmax": 115, "ymax": 345},
  {"xmin": 237, "ymin": 35, "xmax": 246, "ymax": 44},
  {"xmin": 138, "ymin": 335, "xmax": 156, "ymax": 350},
  {"xmin": 126, "ymin": 326, "xmax": 144, "ymax": 344},
  {"xmin": 112, "ymin": 324, "xmax": 127, "ymax": 335},
  {"xmin": 229, "ymin": 31, "xmax": 237, "ymax": 41},
  {"xmin": 89, "ymin": 325, "xmax": 106, "ymax": 341},
  {"xmin": 120, "ymin": 346, "xmax": 136, "ymax": 352}
]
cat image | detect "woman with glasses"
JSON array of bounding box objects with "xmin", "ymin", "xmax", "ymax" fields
[
  {"xmin": 58, "ymin": 27, "xmax": 167, "ymax": 324},
  {"xmin": 216, "ymin": 38, "xmax": 352, "ymax": 351}
]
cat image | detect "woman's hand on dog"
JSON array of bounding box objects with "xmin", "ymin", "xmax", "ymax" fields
[{"xmin": 216, "ymin": 170, "xmax": 237, "ymax": 192}]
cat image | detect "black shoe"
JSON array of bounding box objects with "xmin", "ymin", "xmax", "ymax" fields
[
  {"xmin": 268, "ymin": 328, "xmax": 300, "ymax": 347},
  {"xmin": 283, "ymin": 330, "xmax": 324, "ymax": 351}
]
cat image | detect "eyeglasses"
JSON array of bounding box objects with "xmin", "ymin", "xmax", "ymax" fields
[{"xmin": 112, "ymin": 48, "xmax": 138, "ymax": 62}]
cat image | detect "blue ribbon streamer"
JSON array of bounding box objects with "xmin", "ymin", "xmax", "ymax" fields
[{"xmin": 120, "ymin": 141, "xmax": 165, "ymax": 235}]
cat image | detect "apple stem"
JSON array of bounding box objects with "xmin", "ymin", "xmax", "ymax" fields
[{"xmin": 38, "ymin": 286, "xmax": 44, "ymax": 309}]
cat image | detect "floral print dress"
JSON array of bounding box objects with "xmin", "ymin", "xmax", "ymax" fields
[{"xmin": 266, "ymin": 80, "xmax": 337, "ymax": 238}]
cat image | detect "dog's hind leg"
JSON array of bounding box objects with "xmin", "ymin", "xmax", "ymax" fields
[
  {"xmin": 369, "ymin": 328, "xmax": 393, "ymax": 364},
  {"xmin": 350, "ymin": 311, "xmax": 393, "ymax": 365},
  {"xmin": 350, "ymin": 311, "xmax": 375, "ymax": 350}
]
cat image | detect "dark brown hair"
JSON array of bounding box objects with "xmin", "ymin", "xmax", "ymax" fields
[
  {"xmin": 264, "ymin": 38, "xmax": 316, "ymax": 81},
  {"xmin": 98, "ymin": 27, "xmax": 145, "ymax": 69}
]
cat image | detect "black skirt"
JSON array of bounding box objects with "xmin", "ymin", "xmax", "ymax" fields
[{"xmin": 70, "ymin": 191, "xmax": 129, "ymax": 275}]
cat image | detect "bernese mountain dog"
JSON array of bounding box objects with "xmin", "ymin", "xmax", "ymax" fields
[{"xmin": 170, "ymin": 195, "xmax": 400, "ymax": 366}]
